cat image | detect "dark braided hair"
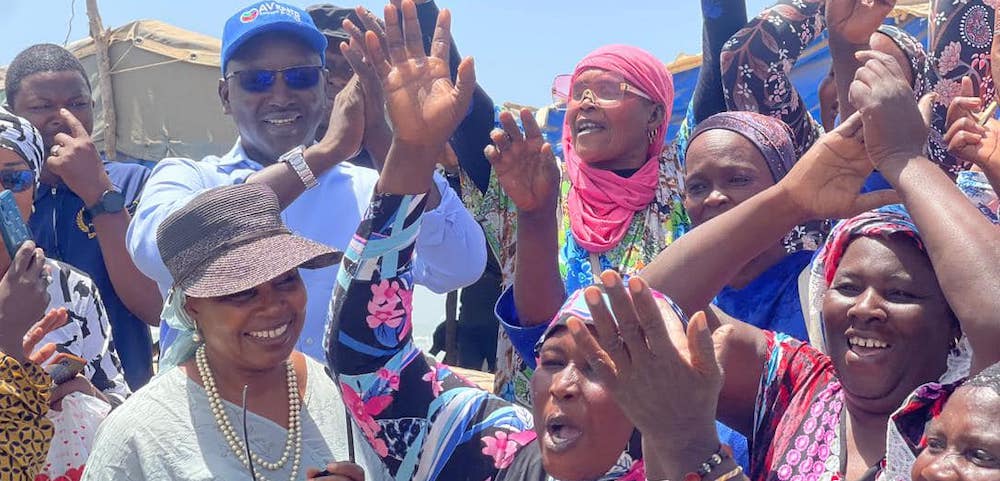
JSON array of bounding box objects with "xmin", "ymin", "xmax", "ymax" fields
[{"xmin": 5, "ymin": 44, "xmax": 91, "ymax": 108}]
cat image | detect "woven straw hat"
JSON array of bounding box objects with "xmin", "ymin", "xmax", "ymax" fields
[{"xmin": 156, "ymin": 183, "xmax": 342, "ymax": 298}]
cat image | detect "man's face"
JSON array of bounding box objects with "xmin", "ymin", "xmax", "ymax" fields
[
  {"xmin": 220, "ymin": 33, "xmax": 328, "ymax": 164},
  {"xmin": 10, "ymin": 70, "xmax": 94, "ymax": 152}
]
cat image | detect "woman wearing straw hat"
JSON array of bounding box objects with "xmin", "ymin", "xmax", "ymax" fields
[{"xmin": 83, "ymin": 182, "xmax": 365, "ymax": 481}]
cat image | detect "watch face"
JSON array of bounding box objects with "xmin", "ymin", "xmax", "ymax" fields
[{"xmin": 103, "ymin": 190, "xmax": 126, "ymax": 212}]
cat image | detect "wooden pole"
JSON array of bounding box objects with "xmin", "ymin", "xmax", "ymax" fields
[{"xmin": 86, "ymin": 0, "xmax": 116, "ymax": 160}]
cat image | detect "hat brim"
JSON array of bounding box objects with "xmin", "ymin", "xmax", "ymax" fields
[
  {"xmin": 223, "ymin": 21, "xmax": 329, "ymax": 72},
  {"xmin": 179, "ymin": 233, "xmax": 341, "ymax": 298}
]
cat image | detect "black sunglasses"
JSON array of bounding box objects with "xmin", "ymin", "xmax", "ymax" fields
[
  {"xmin": 0, "ymin": 169, "xmax": 35, "ymax": 193},
  {"xmin": 225, "ymin": 65, "xmax": 325, "ymax": 93}
]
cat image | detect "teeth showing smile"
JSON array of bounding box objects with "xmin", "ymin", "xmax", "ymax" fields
[
  {"xmin": 248, "ymin": 323, "xmax": 289, "ymax": 340},
  {"xmin": 576, "ymin": 120, "xmax": 602, "ymax": 133},
  {"xmin": 264, "ymin": 118, "xmax": 297, "ymax": 126},
  {"xmin": 848, "ymin": 336, "xmax": 889, "ymax": 349}
]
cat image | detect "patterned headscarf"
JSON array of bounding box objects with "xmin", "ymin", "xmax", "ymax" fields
[
  {"xmin": 806, "ymin": 205, "xmax": 973, "ymax": 481},
  {"xmin": 689, "ymin": 111, "xmax": 797, "ymax": 182},
  {"xmin": 532, "ymin": 283, "xmax": 687, "ymax": 481},
  {"xmin": 564, "ymin": 45, "xmax": 675, "ymax": 253},
  {"xmin": 0, "ymin": 108, "xmax": 45, "ymax": 194},
  {"xmin": 686, "ymin": 111, "xmax": 831, "ymax": 253}
]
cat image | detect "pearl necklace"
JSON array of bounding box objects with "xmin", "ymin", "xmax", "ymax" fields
[{"xmin": 195, "ymin": 344, "xmax": 302, "ymax": 480}]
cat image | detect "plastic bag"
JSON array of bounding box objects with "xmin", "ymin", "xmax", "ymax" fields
[{"xmin": 34, "ymin": 392, "xmax": 111, "ymax": 481}]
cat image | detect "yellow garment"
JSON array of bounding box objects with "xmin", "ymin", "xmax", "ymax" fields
[{"xmin": 0, "ymin": 354, "xmax": 54, "ymax": 481}]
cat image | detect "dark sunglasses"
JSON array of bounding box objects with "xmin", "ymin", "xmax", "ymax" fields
[
  {"xmin": 0, "ymin": 169, "xmax": 35, "ymax": 193},
  {"xmin": 225, "ymin": 65, "xmax": 325, "ymax": 93}
]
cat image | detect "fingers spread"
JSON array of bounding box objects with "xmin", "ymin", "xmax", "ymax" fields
[
  {"xmin": 567, "ymin": 316, "xmax": 619, "ymax": 387},
  {"xmin": 627, "ymin": 277, "xmax": 674, "ymax": 356},
  {"xmin": 363, "ymin": 31, "xmax": 391, "ymax": 79},
  {"xmin": 686, "ymin": 312, "xmax": 721, "ymax": 377},
  {"xmin": 519, "ymin": 108, "xmax": 542, "ymax": 141},
  {"xmin": 599, "ymin": 271, "xmax": 648, "ymax": 358},
  {"xmin": 583, "ymin": 285, "xmax": 630, "ymax": 370},
  {"xmin": 383, "ymin": 3, "xmax": 406, "ymax": 64},
  {"xmin": 400, "ymin": 0, "xmax": 426, "ymax": 60},
  {"xmin": 429, "ymin": 9, "xmax": 452, "ymax": 62}
]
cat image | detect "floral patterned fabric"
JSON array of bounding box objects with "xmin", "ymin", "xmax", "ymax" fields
[
  {"xmin": 957, "ymin": 170, "xmax": 1000, "ymax": 223},
  {"xmin": 929, "ymin": 0, "xmax": 996, "ymax": 174},
  {"xmin": 460, "ymin": 143, "xmax": 689, "ymax": 406},
  {"xmin": 751, "ymin": 331, "xmax": 850, "ymax": 481},
  {"xmin": 326, "ymin": 191, "xmax": 539, "ymax": 481},
  {"xmin": 720, "ymin": 0, "xmax": 827, "ymax": 157}
]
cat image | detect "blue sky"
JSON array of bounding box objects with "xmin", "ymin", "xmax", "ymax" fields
[{"xmin": 1, "ymin": 0, "xmax": 772, "ymax": 107}]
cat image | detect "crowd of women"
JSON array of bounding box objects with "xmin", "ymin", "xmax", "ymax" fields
[{"xmin": 1, "ymin": 0, "xmax": 999, "ymax": 480}]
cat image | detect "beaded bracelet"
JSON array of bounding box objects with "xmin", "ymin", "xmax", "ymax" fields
[{"xmin": 680, "ymin": 444, "xmax": 733, "ymax": 481}]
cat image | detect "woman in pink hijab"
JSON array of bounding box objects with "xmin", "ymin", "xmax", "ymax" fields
[{"xmin": 479, "ymin": 44, "xmax": 688, "ymax": 406}]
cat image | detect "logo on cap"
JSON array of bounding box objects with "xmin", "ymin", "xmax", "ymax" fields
[
  {"xmin": 240, "ymin": 8, "xmax": 260, "ymax": 23},
  {"xmin": 240, "ymin": 2, "xmax": 303, "ymax": 24}
]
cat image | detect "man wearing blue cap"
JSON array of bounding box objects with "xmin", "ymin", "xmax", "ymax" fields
[{"xmin": 126, "ymin": 0, "xmax": 487, "ymax": 361}]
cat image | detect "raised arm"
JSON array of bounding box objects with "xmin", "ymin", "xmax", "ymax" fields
[
  {"xmin": 691, "ymin": 0, "xmax": 748, "ymax": 124},
  {"xmin": 326, "ymin": 4, "xmax": 533, "ymax": 479},
  {"xmin": 720, "ymin": 0, "xmax": 825, "ymax": 155},
  {"xmin": 851, "ymin": 51, "xmax": 1000, "ymax": 374}
]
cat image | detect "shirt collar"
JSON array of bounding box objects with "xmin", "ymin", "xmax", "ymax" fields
[{"xmin": 215, "ymin": 139, "xmax": 318, "ymax": 171}]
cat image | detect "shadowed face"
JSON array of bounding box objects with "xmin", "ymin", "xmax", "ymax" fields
[{"xmin": 532, "ymin": 327, "xmax": 635, "ymax": 481}]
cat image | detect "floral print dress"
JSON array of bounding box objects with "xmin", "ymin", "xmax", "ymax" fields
[{"xmin": 325, "ymin": 190, "xmax": 656, "ymax": 481}]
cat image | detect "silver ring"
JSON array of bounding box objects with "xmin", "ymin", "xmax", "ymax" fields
[
  {"xmin": 41, "ymin": 273, "xmax": 53, "ymax": 285},
  {"xmin": 50, "ymin": 144, "xmax": 61, "ymax": 157}
]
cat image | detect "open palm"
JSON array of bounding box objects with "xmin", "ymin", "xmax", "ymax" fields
[
  {"xmin": 780, "ymin": 112, "xmax": 897, "ymax": 220},
  {"xmin": 485, "ymin": 109, "xmax": 561, "ymax": 213},
  {"xmin": 353, "ymin": 1, "xmax": 475, "ymax": 149}
]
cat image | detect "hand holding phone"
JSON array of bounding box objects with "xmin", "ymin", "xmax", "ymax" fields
[
  {"xmin": 0, "ymin": 189, "xmax": 31, "ymax": 261},
  {"xmin": 0, "ymin": 241, "xmax": 50, "ymax": 363},
  {"xmin": 45, "ymin": 352, "xmax": 87, "ymax": 385}
]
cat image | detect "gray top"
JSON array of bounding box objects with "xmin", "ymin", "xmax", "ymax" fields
[{"xmin": 82, "ymin": 356, "xmax": 373, "ymax": 480}]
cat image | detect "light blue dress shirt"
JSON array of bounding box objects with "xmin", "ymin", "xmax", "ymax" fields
[{"xmin": 126, "ymin": 142, "xmax": 486, "ymax": 360}]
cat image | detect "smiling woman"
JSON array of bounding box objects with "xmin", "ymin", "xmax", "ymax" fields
[{"xmin": 81, "ymin": 183, "xmax": 366, "ymax": 481}]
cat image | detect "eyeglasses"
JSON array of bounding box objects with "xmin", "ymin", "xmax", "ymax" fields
[
  {"xmin": 0, "ymin": 170, "xmax": 35, "ymax": 193},
  {"xmin": 225, "ymin": 65, "xmax": 325, "ymax": 93},
  {"xmin": 551, "ymin": 73, "xmax": 653, "ymax": 106}
]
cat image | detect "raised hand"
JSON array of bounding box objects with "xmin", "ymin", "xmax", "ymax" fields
[
  {"xmin": 350, "ymin": 0, "xmax": 476, "ymax": 150},
  {"xmin": 23, "ymin": 308, "xmax": 69, "ymax": 364},
  {"xmin": 849, "ymin": 50, "xmax": 931, "ymax": 170},
  {"xmin": 46, "ymin": 109, "xmax": 114, "ymax": 206},
  {"xmin": 0, "ymin": 241, "xmax": 51, "ymax": 363},
  {"xmin": 568, "ymin": 272, "xmax": 723, "ymax": 478},
  {"xmin": 484, "ymin": 109, "xmax": 560, "ymax": 214},
  {"xmin": 944, "ymin": 76, "xmax": 1000, "ymax": 171},
  {"xmin": 826, "ymin": 0, "xmax": 897, "ymax": 45},
  {"xmin": 779, "ymin": 111, "xmax": 898, "ymax": 220}
]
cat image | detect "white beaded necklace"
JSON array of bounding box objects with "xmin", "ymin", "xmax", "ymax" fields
[{"xmin": 195, "ymin": 344, "xmax": 302, "ymax": 481}]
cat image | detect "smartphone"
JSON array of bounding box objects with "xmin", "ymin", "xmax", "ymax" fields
[
  {"xmin": 0, "ymin": 190, "xmax": 31, "ymax": 260},
  {"xmin": 44, "ymin": 352, "xmax": 87, "ymax": 385}
]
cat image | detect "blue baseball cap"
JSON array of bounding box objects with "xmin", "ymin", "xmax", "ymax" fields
[{"xmin": 221, "ymin": 1, "xmax": 329, "ymax": 74}]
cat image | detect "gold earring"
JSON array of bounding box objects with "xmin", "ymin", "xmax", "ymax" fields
[
  {"xmin": 192, "ymin": 321, "xmax": 202, "ymax": 344},
  {"xmin": 647, "ymin": 129, "xmax": 656, "ymax": 144}
]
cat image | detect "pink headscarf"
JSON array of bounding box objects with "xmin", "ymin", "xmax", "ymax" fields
[{"xmin": 564, "ymin": 45, "xmax": 675, "ymax": 253}]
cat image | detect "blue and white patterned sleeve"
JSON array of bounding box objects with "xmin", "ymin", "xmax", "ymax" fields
[{"xmin": 325, "ymin": 191, "xmax": 536, "ymax": 480}]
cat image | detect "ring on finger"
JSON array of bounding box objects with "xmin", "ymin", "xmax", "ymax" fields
[{"xmin": 50, "ymin": 144, "xmax": 61, "ymax": 157}]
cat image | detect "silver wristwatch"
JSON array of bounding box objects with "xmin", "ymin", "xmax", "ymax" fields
[{"xmin": 279, "ymin": 145, "xmax": 318, "ymax": 190}]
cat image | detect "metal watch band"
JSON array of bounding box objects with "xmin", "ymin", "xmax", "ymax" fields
[{"xmin": 280, "ymin": 146, "xmax": 318, "ymax": 190}]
